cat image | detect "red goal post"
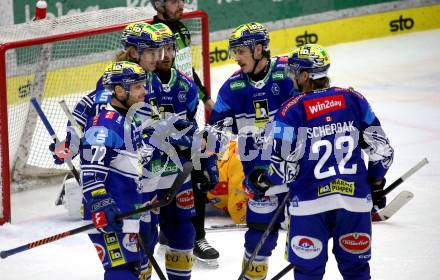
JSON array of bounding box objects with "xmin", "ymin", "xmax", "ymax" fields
[{"xmin": 0, "ymin": 7, "xmax": 210, "ymax": 225}]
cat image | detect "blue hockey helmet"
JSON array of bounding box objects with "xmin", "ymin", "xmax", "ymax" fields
[
  {"xmin": 121, "ymin": 22, "xmax": 163, "ymax": 54},
  {"xmin": 287, "ymin": 44, "xmax": 330, "ymax": 80},
  {"xmin": 102, "ymin": 61, "xmax": 146, "ymax": 92},
  {"xmin": 153, "ymin": 23, "xmax": 175, "ymax": 47},
  {"xmin": 229, "ymin": 22, "xmax": 270, "ymax": 55}
]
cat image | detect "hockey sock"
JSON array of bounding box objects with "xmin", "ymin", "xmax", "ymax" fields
[
  {"xmin": 165, "ymin": 248, "xmax": 193, "ymax": 280},
  {"xmin": 242, "ymin": 252, "xmax": 268, "ymax": 280},
  {"xmin": 139, "ymin": 261, "xmax": 152, "ymax": 280}
]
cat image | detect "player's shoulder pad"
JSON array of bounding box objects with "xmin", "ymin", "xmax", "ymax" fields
[
  {"xmin": 150, "ymin": 73, "xmax": 163, "ymax": 94},
  {"xmin": 279, "ymin": 93, "xmax": 307, "ymax": 117},
  {"xmin": 76, "ymin": 91, "xmax": 96, "ymax": 110},
  {"xmin": 334, "ymin": 86, "xmax": 367, "ymax": 100},
  {"xmin": 228, "ymin": 71, "xmax": 246, "ymax": 91},
  {"xmin": 84, "ymin": 111, "xmax": 124, "ymax": 148},
  {"xmin": 271, "ymin": 57, "xmax": 289, "ymax": 81},
  {"xmin": 175, "ymin": 69, "xmax": 194, "ymax": 92},
  {"xmin": 95, "ymin": 89, "xmax": 112, "ymax": 104}
]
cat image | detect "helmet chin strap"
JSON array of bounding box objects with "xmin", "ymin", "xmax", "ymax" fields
[
  {"xmin": 251, "ymin": 49, "xmax": 262, "ymax": 74},
  {"xmin": 251, "ymin": 57, "xmax": 261, "ymax": 74}
]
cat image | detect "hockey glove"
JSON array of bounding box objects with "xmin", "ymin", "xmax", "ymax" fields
[
  {"xmin": 192, "ymin": 169, "xmax": 210, "ymax": 193},
  {"xmin": 192, "ymin": 155, "xmax": 219, "ymax": 193},
  {"xmin": 89, "ymin": 190, "xmax": 123, "ymax": 233},
  {"xmin": 48, "ymin": 140, "xmax": 73, "ymax": 165},
  {"xmin": 244, "ymin": 168, "xmax": 272, "ymax": 200},
  {"xmin": 368, "ymin": 177, "xmax": 387, "ymax": 210},
  {"xmin": 206, "ymin": 154, "xmax": 219, "ymax": 188}
]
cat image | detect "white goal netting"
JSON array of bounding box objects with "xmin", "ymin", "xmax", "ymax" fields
[{"xmin": 0, "ymin": 7, "xmax": 210, "ymax": 223}]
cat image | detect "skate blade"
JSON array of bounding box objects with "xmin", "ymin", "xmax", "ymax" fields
[{"xmin": 194, "ymin": 256, "xmax": 219, "ymax": 269}]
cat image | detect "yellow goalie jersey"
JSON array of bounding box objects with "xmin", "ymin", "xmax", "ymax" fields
[{"xmin": 207, "ymin": 140, "xmax": 248, "ymax": 224}]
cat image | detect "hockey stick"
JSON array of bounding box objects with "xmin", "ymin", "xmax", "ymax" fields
[
  {"xmin": 138, "ymin": 234, "xmax": 167, "ymax": 280},
  {"xmin": 59, "ymin": 100, "xmax": 83, "ymax": 138},
  {"xmin": 54, "ymin": 99, "xmax": 84, "ymax": 206},
  {"xmin": 0, "ymin": 161, "xmax": 192, "ymax": 259},
  {"xmin": 382, "ymin": 157, "xmax": 428, "ymax": 196},
  {"xmin": 30, "ymin": 97, "xmax": 80, "ymax": 205},
  {"xmin": 268, "ymin": 159, "xmax": 428, "ymax": 279},
  {"xmin": 269, "ymin": 196, "xmax": 417, "ymax": 279},
  {"xmin": 270, "ymin": 263, "xmax": 295, "ymax": 280},
  {"xmin": 269, "ymin": 193, "xmax": 417, "ymax": 280},
  {"xmin": 237, "ymin": 190, "xmax": 291, "ymax": 280},
  {"xmin": 372, "ymin": 190, "xmax": 414, "ymax": 222}
]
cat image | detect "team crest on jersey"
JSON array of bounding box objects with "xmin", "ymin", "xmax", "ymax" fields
[
  {"xmin": 271, "ymin": 83, "xmax": 280, "ymax": 95},
  {"xmin": 253, "ymin": 99, "xmax": 270, "ymax": 128},
  {"xmin": 159, "ymin": 104, "xmax": 175, "ymax": 119},
  {"xmin": 178, "ymin": 91, "xmax": 187, "ymax": 103}
]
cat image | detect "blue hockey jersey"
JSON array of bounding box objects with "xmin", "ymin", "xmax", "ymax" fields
[
  {"xmin": 81, "ymin": 105, "xmax": 155, "ymax": 232},
  {"xmin": 142, "ymin": 68, "xmax": 199, "ymax": 185},
  {"xmin": 146, "ymin": 68, "xmax": 198, "ymax": 122},
  {"xmin": 209, "ymin": 56, "xmax": 295, "ymax": 175},
  {"xmin": 266, "ymin": 87, "xmax": 394, "ymax": 215}
]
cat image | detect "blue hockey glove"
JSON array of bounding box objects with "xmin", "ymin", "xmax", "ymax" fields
[
  {"xmin": 244, "ymin": 169, "xmax": 272, "ymax": 200},
  {"xmin": 206, "ymin": 154, "xmax": 219, "ymax": 188},
  {"xmin": 48, "ymin": 140, "xmax": 73, "ymax": 165},
  {"xmin": 368, "ymin": 177, "xmax": 387, "ymax": 210},
  {"xmin": 89, "ymin": 190, "xmax": 123, "ymax": 233}
]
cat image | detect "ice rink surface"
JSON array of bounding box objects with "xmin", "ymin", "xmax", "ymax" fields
[{"xmin": 1, "ymin": 29, "xmax": 439, "ymax": 279}]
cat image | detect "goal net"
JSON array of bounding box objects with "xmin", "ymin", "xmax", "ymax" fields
[{"xmin": 0, "ymin": 7, "xmax": 210, "ymax": 224}]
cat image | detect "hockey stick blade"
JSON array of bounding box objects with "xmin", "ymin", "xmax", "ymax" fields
[
  {"xmin": 0, "ymin": 162, "xmax": 192, "ymax": 259},
  {"xmin": 206, "ymin": 224, "xmax": 248, "ymax": 232},
  {"xmin": 372, "ymin": 190, "xmax": 414, "ymax": 222}
]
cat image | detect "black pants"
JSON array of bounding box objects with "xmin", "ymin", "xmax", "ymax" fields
[{"xmin": 191, "ymin": 182, "xmax": 207, "ymax": 241}]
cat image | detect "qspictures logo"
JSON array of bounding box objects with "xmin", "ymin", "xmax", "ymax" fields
[{"xmin": 389, "ymin": 15, "xmax": 414, "ymax": 32}]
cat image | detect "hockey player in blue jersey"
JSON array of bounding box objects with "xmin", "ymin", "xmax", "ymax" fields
[
  {"xmin": 49, "ymin": 22, "xmax": 165, "ymax": 165},
  {"xmin": 142, "ymin": 23, "xmax": 211, "ymax": 279},
  {"xmin": 246, "ymin": 44, "xmax": 394, "ymax": 279},
  {"xmin": 152, "ymin": 22, "xmax": 221, "ymax": 269},
  {"xmin": 209, "ymin": 22, "xmax": 295, "ymax": 280},
  {"xmin": 80, "ymin": 61, "xmax": 157, "ymax": 280}
]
